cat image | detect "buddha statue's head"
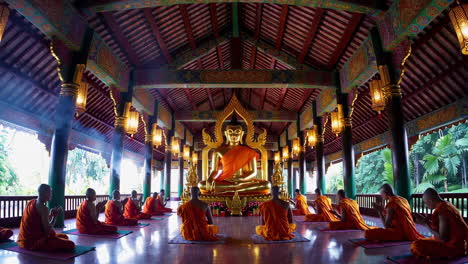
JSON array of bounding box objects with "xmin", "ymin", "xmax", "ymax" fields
[{"xmin": 224, "ymin": 113, "xmax": 244, "ymax": 145}]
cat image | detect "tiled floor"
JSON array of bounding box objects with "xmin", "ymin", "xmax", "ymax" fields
[{"xmin": 0, "ymin": 202, "xmax": 432, "ymax": 264}]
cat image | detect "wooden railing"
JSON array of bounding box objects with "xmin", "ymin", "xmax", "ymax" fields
[{"xmin": 0, "ymin": 194, "xmax": 134, "ymax": 227}]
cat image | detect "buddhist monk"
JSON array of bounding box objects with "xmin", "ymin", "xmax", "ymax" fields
[
  {"xmin": 17, "ymin": 184, "xmax": 75, "ymax": 251},
  {"xmin": 76, "ymin": 188, "xmax": 118, "ymax": 234},
  {"xmin": 0, "ymin": 227, "xmax": 13, "ymax": 241},
  {"xmin": 256, "ymin": 186, "xmax": 296, "ymax": 241},
  {"xmin": 157, "ymin": 189, "xmax": 172, "ymax": 213},
  {"xmin": 142, "ymin": 192, "xmax": 164, "ymax": 216},
  {"xmin": 328, "ymin": 189, "xmax": 376, "ymax": 230},
  {"xmin": 177, "ymin": 186, "xmax": 218, "ymax": 241},
  {"xmin": 304, "ymin": 188, "xmax": 339, "ymax": 222},
  {"xmin": 291, "ymin": 189, "xmax": 312, "ymax": 216},
  {"xmin": 411, "ymin": 188, "xmax": 468, "ymax": 258},
  {"xmin": 124, "ymin": 190, "xmax": 151, "ymax": 220},
  {"xmin": 364, "ymin": 184, "xmax": 424, "ymax": 241},
  {"xmin": 105, "ymin": 190, "xmax": 138, "ymax": 226}
]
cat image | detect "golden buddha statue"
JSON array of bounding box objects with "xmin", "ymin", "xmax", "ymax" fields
[{"xmin": 199, "ymin": 121, "xmax": 271, "ymax": 195}]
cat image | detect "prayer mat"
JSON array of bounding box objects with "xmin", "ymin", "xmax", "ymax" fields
[
  {"xmin": 62, "ymin": 229, "xmax": 132, "ymax": 239},
  {"xmin": 168, "ymin": 234, "xmax": 228, "ymax": 244},
  {"xmin": 124, "ymin": 223, "xmax": 150, "ymax": 228},
  {"xmin": 0, "ymin": 242, "xmax": 95, "ymax": 260},
  {"xmin": 349, "ymin": 238, "xmax": 411, "ymax": 249},
  {"xmin": 251, "ymin": 233, "xmax": 310, "ymax": 244},
  {"xmin": 317, "ymin": 227, "xmax": 362, "ymax": 233},
  {"xmin": 295, "ymin": 219, "xmax": 328, "ymax": 223},
  {"xmin": 388, "ymin": 254, "xmax": 468, "ymax": 264}
]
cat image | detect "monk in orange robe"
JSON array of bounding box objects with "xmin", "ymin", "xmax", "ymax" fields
[
  {"xmin": 304, "ymin": 188, "xmax": 339, "ymax": 222},
  {"xmin": 76, "ymin": 188, "xmax": 118, "ymax": 234},
  {"xmin": 0, "ymin": 227, "xmax": 13, "ymax": 241},
  {"xmin": 328, "ymin": 189, "xmax": 376, "ymax": 230},
  {"xmin": 17, "ymin": 184, "xmax": 75, "ymax": 251},
  {"xmin": 364, "ymin": 184, "xmax": 424, "ymax": 241},
  {"xmin": 411, "ymin": 188, "xmax": 468, "ymax": 258},
  {"xmin": 256, "ymin": 186, "xmax": 296, "ymax": 241},
  {"xmin": 177, "ymin": 187, "xmax": 218, "ymax": 241},
  {"xmin": 157, "ymin": 189, "xmax": 172, "ymax": 213},
  {"xmin": 124, "ymin": 190, "xmax": 151, "ymax": 220},
  {"xmin": 142, "ymin": 192, "xmax": 164, "ymax": 216},
  {"xmin": 291, "ymin": 189, "xmax": 312, "ymax": 216},
  {"xmin": 105, "ymin": 190, "xmax": 138, "ymax": 226}
]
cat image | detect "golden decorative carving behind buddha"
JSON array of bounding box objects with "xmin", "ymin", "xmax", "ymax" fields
[{"xmin": 198, "ymin": 95, "xmax": 271, "ymax": 196}]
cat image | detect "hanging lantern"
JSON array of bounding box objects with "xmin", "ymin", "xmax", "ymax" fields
[
  {"xmin": 369, "ymin": 79, "xmax": 385, "ymax": 113},
  {"xmin": 282, "ymin": 146, "xmax": 289, "ymax": 161},
  {"xmin": 274, "ymin": 152, "xmax": 281, "ymax": 164},
  {"xmin": 191, "ymin": 151, "xmax": 198, "ymax": 164},
  {"xmin": 171, "ymin": 136, "xmax": 180, "ymax": 156},
  {"xmin": 449, "ymin": 2, "xmax": 468, "ymax": 55},
  {"xmin": 330, "ymin": 104, "xmax": 344, "ymax": 136},
  {"xmin": 151, "ymin": 124, "xmax": 163, "ymax": 147},
  {"xmin": 292, "ymin": 138, "xmax": 301, "ymax": 157},
  {"xmin": 0, "ymin": 4, "xmax": 10, "ymax": 43},
  {"xmin": 75, "ymin": 82, "xmax": 89, "ymax": 114},
  {"xmin": 183, "ymin": 145, "xmax": 190, "ymax": 160},
  {"xmin": 123, "ymin": 102, "xmax": 139, "ymax": 135},
  {"xmin": 306, "ymin": 125, "xmax": 318, "ymax": 147}
]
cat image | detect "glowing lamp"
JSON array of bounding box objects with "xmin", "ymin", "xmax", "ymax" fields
[
  {"xmin": 282, "ymin": 146, "xmax": 289, "ymax": 161},
  {"xmin": 183, "ymin": 145, "xmax": 190, "ymax": 160},
  {"xmin": 274, "ymin": 152, "xmax": 281, "ymax": 164},
  {"xmin": 292, "ymin": 138, "xmax": 301, "ymax": 157},
  {"xmin": 330, "ymin": 104, "xmax": 344, "ymax": 136},
  {"xmin": 171, "ymin": 136, "xmax": 180, "ymax": 156},
  {"xmin": 306, "ymin": 125, "xmax": 318, "ymax": 147},
  {"xmin": 75, "ymin": 82, "xmax": 89, "ymax": 114},
  {"xmin": 369, "ymin": 79, "xmax": 385, "ymax": 113},
  {"xmin": 191, "ymin": 151, "xmax": 198, "ymax": 164},
  {"xmin": 151, "ymin": 124, "xmax": 163, "ymax": 147},
  {"xmin": 449, "ymin": 2, "xmax": 468, "ymax": 55}
]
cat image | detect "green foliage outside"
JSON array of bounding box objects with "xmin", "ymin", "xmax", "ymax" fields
[
  {"xmin": 0, "ymin": 127, "xmax": 19, "ymax": 194},
  {"xmin": 326, "ymin": 162, "xmax": 343, "ymax": 193}
]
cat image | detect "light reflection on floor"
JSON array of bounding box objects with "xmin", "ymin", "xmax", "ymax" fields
[{"xmin": 0, "ymin": 202, "xmax": 434, "ymax": 264}]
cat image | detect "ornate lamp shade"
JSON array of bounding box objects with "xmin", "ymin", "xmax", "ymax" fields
[
  {"xmin": 369, "ymin": 79, "xmax": 385, "ymax": 113},
  {"xmin": 191, "ymin": 151, "xmax": 198, "ymax": 164},
  {"xmin": 292, "ymin": 138, "xmax": 300, "ymax": 157},
  {"xmin": 125, "ymin": 111, "xmax": 139, "ymax": 135},
  {"xmin": 183, "ymin": 145, "xmax": 190, "ymax": 160},
  {"xmin": 151, "ymin": 124, "xmax": 163, "ymax": 147},
  {"xmin": 274, "ymin": 152, "xmax": 281, "ymax": 164},
  {"xmin": 449, "ymin": 2, "xmax": 468, "ymax": 55},
  {"xmin": 171, "ymin": 136, "xmax": 180, "ymax": 156},
  {"xmin": 282, "ymin": 146, "xmax": 289, "ymax": 161},
  {"xmin": 0, "ymin": 4, "xmax": 9, "ymax": 43},
  {"xmin": 330, "ymin": 104, "xmax": 344, "ymax": 136},
  {"xmin": 306, "ymin": 125, "xmax": 318, "ymax": 147},
  {"xmin": 75, "ymin": 82, "xmax": 89, "ymax": 114}
]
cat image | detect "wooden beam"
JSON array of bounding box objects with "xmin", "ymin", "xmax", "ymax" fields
[
  {"xmin": 270, "ymin": 58, "xmax": 276, "ymax": 69},
  {"xmin": 179, "ymin": 5, "xmax": 197, "ymax": 50},
  {"xmin": 250, "ymin": 46, "xmax": 257, "ymax": 69},
  {"xmin": 298, "ymin": 89, "xmax": 315, "ymax": 113},
  {"xmin": 275, "ymin": 88, "xmax": 288, "ymax": 110},
  {"xmin": 210, "ymin": 3, "xmax": 219, "ymax": 38},
  {"xmin": 100, "ymin": 12, "xmax": 141, "ymax": 66},
  {"xmin": 143, "ymin": 8, "xmax": 173, "ymax": 63},
  {"xmin": 260, "ymin": 88, "xmax": 267, "ymax": 110},
  {"xmin": 183, "ymin": 88, "xmax": 198, "ymax": 110},
  {"xmin": 254, "ymin": 3, "xmax": 263, "ymax": 40},
  {"xmin": 327, "ymin": 13, "xmax": 363, "ymax": 69},
  {"xmin": 206, "ymin": 89, "xmax": 215, "ymax": 110},
  {"xmin": 155, "ymin": 89, "xmax": 177, "ymax": 112},
  {"xmin": 231, "ymin": 3, "xmax": 242, "ymax": 69},
  {"xmin": 197, "ymin": 59, "xmax": 203, "ymax": 69},
  {"xmin": 275, "ymin": 5, "xmax": 289, "ymax": 50},
  {"xmin": 298, "ymin": 8, "xmax": 325, "ymax": 64},
  {"xmin": 216, "ymin": 46, "xmax": 224, "ymax": 69},
  {"xmin": 174, "ymin": 110, "xmax": 298, "ymax": 122}
]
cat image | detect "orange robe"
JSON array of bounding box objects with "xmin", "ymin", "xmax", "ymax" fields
[
  {"xmin": 304, "ymin": 195, "xmax": 339, "ymax": 222},
  {"xmin": 105, "ymin": 200, "xmax": 138, "ymax": 226},
  {"xmin": 156, "ymin": 195, "xmax": 172, "ymax": 213},
  {"xmin": 142, "ymin": 197, "xmax": 163, "ymax": 216},
  {"xmin": 17, "ymin": 200, "xmax": 75, "ymax": 251},
  {"xmin": 411, "ymin": 202, "xmax": 468, "ymax": 258},
  {"xmin": 256, "ymin": 200, "xmax": 296, "ymax": 241},
  {"xmin": 0, "ymin": 227, "xmax": 13, "ymax": 241},
  {"xmin": 177, "ymin": 202, "xmax": 218, "ymax": 241},
  {"xmin": 292, "ymin": 194, "xmax": 312, "ymax": 216},
  {"xmin": 328, "ymin": 198, "xmax": 376, "ymax": 230},
  {"xmin": 76, "ymin": 200, "xmax": 118, "ymax": 234},
  {"xmin": 365, "ymin": 196, "xmax": 424, "ymax": 241},
  {"xmin": 214, "ymin": 145, "xmax": 259, "ymax": 182},
  {"xmin": 124, "ymin": 199, "xmax": 151, "ymax": 219}
]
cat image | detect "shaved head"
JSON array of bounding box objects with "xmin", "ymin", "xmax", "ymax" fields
[
  {"xmin": 271, "ymin": 185, "xmax": 281, "ymax": 198},
  {"xmin": 423, "ymin": 188, "xmax": 443, "ymax": 210},
  {"xmin": 112, "ymin": 190, "xmax": 120, "ymax": 200},
  {"xmin": 152, "ymin": 192, "xmax": 158, "ymax": 198},
  {"xmin": 86, "ymin": 188, "xmax": 96, "ymax": 201},
  {"xmin": 379, "ymin": 184, "xmax": 394, "ymax": 200},
  {"xmin": 190, "ymin": 186, "xmax": 200, "ymax": 199},
  {"xmin": 315, "ymin": 188, "xmax": 322, "ymax": 196},
  {"xmin": 337, "ymin": 189, "xmax": 346, "ymax": 199},
  {"xmin": 37, "ymin": 184, "xmax": 51, "ymax": 202},
  {"xmin": 38, "ymin": 184, "xmax": 51, "ymax": 194},
  {"xmin": 131, "ymin": 190, "xmax": 137, "ymax": 197}
]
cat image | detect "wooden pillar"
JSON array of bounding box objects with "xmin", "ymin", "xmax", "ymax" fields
[
  {"xmin": 197, "ymin": 159, "xmax": 203, "ymax": 182},
  {"xmin": 298, "ymin": 117, "xmax": 306, "ymax": 194},
  {"xmin": 231, "ymin": 3, "xmax": 242, "ymax": 69},
  {"xmin": 109, "ymin": 75, "xmax": 134, "ymax": 198},
  {"xmin": 165, "ymin": 116, "xmax": 175, "ymax": 200},
  {"xmin": 313, "ymin": 101, "xmax": 326, "ymax": 194},
  {"xmin": 48, "ymin": 29, "xmax": 93, "ymax": 227},
  {"xmin": 143, "ymin": 101, "xmax": 158, "ymax": 201},
  {"xmin": 338, "ymin": 90, "xmax": 356, "ymax": 199},
  {"xmin": 371, "ymin": 27, "xmax": 412, "ymax": 201},
  {"xmin": 267, "ymin": 160, "xmax": 274, "ymax": 182},
  {"xmin": 287, "ymin": 140, "xmax": 293, "ymax": 196},
  {"xmin": 178, "ymin": 130, "xmax": 185, "ymax": 198},
  {"xmin": 160, "ymin": 167, "xmax": 165, "ymax": 191}
]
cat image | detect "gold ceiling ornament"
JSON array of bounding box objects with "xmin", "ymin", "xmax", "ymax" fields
[
  {"xmin": 369, "ymin": 79, "xmax": 385, "ymax": 114},
  {"xmin": 151, "ymin": 123, "xmax": 163, "ymax": 147},
  {"xmin": 49, "ymin": 41, "xmax": 64, "ymax": 83},
  {"xmin": 330, "ymin": 104, "xmax": 344, "ymax": 136},
  {"xmin": 450, "ymin": 1, "xmax": 468, "ymax": 55},
  {"xmin": 321, "ymin": 114, "xmax": 329, "ymax": 137},
  {"xmin": 140, "ymin": 115, "xmax": 148, "ymax": 135},
  {"xmin": 124, "ymin": 102, "xmax": 139, "ymax": 135},
  {"xmin": 397, "ymin": 41, "xmax": 412, "ymax": 85},
  {"xmin": 75, "ymin": 81, "xmax": 89, "ymax": 114},
  {"xmin": 108, "ymin": 88, "xmax": 118, "ymax": 116},
  {"xmin": 201, "ymin": 95, "xmax": 267, "ymax": 181},
  {"xmin": 0, "ymin": 4, "xmax": 10, "ymax": 43}
]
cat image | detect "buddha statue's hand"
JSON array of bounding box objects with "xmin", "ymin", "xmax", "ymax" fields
[{"xmin": 206, "ymin": 175, "xmax": 215, "ymax": 192}]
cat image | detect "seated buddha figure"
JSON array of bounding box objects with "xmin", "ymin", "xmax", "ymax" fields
[{"xmin": 199, "ymin": 119, "xmax": 271, "ymax": 195}]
